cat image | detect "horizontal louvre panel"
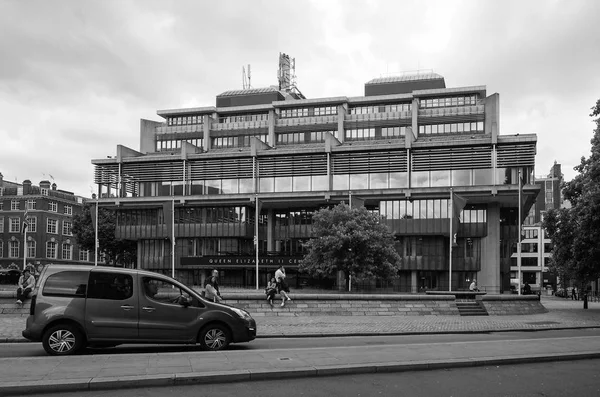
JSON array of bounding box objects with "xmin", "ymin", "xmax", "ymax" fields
[
  {"xmin": 189, "ymin": 158, "xmax": 254, "ymax": 180},
  {"xmin": 121, "ymin": 161, "xmax": 183, "ymax": 182},
  {"xmin": 344, "ymin": 119, "xmax": 412, "ymax": 129},
  {"xmin": 259, "ymin": 155, "xmax": 327, "ymax": 177},
  {"xmin": 210, "ymin": 128, "xmax": 268, "ymax": 137},
  {"xmin": 274, "ymin": 124, "xmax": 337, "ymax": 133},
  {"xmin": 94, "ymin": 165, "xmax": 119, "ymax": 184},
  {"xmin": 412, "ymin": 146, "xmax": 492, "ymax": 171},
  {"xmin": 496, "ymin": 143, "xmax": 536, "ymax": 167},
  {"xmin": 332, "ymin": 151, "xmax": 408, "ymax": 174}
]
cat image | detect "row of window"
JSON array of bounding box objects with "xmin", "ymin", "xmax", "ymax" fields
[
  {"xmin": 349, "ymin": 103, "xmax": 412, "ymax": 114},
  {"xmin": 167, "ymin": 115, "xmax": 203, "ymax": 126},
  {"xmin": 345, "ymin": 126, "xmax": 408, "ymax": 141},
  {"xmin": 0, "ymin": 240, "xmax": 89, "ymax": 260},
  {"xmin": 276, "ymin": 131, "xmax": 337, "ymax": 145},
  {"xmin": 381, "ymin": 199, "xmax": 487, "ymax": 222},
  {"xmin": 219, "ymin": 113, "xmax": 269, "ymax": 124},
  {"xmin": 133, "ymin": 167, "xmax": 519, "ymax": 198},
  {"xmin": 419, "ymin": 95, "xmax": 478, "ymax": 109},
  {"xmin": 418, "ymin": 121, "xmax": 484, "ymax": 135},
  {"xmin": 0, "ymin": 188, "xmax": 50, "ymax": 197},
  {"xmin": 1, "ymin": 200, "xmax": 72, "ymax": 214},
  {"xmin": 156, "ymin": 138, "xmax": 204, "ymax": 152},
  {"xmin": 0, "ymin": 217, "xmax": 72, "ymax": 235},
  {"xmin": 212, "ymin": 134, "xmax": 268, "ymax": 149},
  {"xmin": 279, "ymin": 106, "xmax": 337, "ymax": 118}
]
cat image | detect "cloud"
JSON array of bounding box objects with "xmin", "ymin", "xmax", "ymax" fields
[{"xmin": 0, "ymin": 0, "xmax": 599, "ymax": 195}]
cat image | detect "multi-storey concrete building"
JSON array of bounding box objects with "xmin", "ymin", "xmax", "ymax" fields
[
  {"xmin": 91, "ymin": 71, "xmax": 540, "ymax": 293},
  {"xmin": 518, "ymin": 162, "xmax": 564, "ymax": 293},
  {"xmin": 0, "ymin": 174, "xmax": 93, "ymax": 272}
]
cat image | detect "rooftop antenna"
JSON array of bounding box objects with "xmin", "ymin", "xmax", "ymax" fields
[
  {"xmin": 278, "ymin": 52, "xmax": 305, "ymax": 99},
  {"xmin": 242, "ymin": 64, "xmax": 252, "ymax": 89}
]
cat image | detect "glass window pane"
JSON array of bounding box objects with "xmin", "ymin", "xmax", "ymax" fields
[
  {"xmin": 350, "ymin": 174, "xmax": 368, "ymax": 190},
  {"xmin": 452, "ymin": 169, "xmax": 472, "ymax": 186},
  {"xmin": 312, "ymin": 175, "xmax": 329, "ymax": 191},
  {"xmin": 473, "ymin": 169, "xmax": 492, "ymax": 185},
  {"xmin": 275, "ymin": 177, "xmax": 292, "ymax": 192},
  {"xmin": 430, "ymin": 170, "xmax": 450, "ymax": 187},
  {"xmin": 239, "ymin": 178, "xmax": 254, "ymax": 193},
  {"xmin": 390, "ymin": 172, "xmax": 408, "ymax": 188},
  {"xmin": 221, "ymin": 179, "xmax": 238, "ymax": 194},
  {"xmin": 369, "ymin": 173, "xmax": 388, "ymax": 189},
  {"xmin": 259, "ymin": 177, "xmax": 274, "ymax": 193},
  {"xmin": 205, "ymin": 180, "xmax": 221, "ymax": 194},
  {"xmin": 411, "ymin": 171, "xmax": 429, "ymax": 188},
  {"xmin": 333, "ymin": 174, "xmax": 349, "ymax": 191},
  {"xmin": 293, "ymin": 176, "xmax": 311, "ymax": 192}
]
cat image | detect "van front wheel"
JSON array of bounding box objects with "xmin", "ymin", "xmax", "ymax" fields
[
  {"xmin": 198, "ymin": 324, "xmax": 231, "ymax": 351},
  {"xmin": 42, "ymin": 324, "xmax": 83, "ymax": 356}
]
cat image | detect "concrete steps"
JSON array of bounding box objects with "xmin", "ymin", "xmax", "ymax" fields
[{"xmin": 456, "ymin": 300, "xmax": 488, "ymax": 316}]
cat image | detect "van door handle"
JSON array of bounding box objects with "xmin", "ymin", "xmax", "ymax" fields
[
  {"xmin": 142, "ymin": 306, "xmax": 156, "ymax": 312},
  {"xmin": 120, "ymin": 305, "xmax": 134, "ymax": 311}
]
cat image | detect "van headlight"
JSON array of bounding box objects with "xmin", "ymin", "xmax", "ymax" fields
[{"xmin": 231, "ymin": 308, "xmax": 253, "ymax": 321}]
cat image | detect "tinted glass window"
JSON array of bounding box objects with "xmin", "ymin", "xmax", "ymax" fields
[
  {"xmin": 142, "ymin": 277, "xmax": 191, "ymax": 305},
  {"xmin": 42, "ymin": 271, "xmax": 88, "ymax": 297},
  {"xmin": 87, "ymin": 272, "xmax": 134, "ymax": 301}
]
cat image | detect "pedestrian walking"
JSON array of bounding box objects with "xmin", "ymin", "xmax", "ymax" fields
[
  {"xmin": 571, "ymin": 287, "xmax": 578, "ymax": 300},
  {"xmin": 204, "ymin": 269, "xmax": 222, "ymax": 303},
  {"xmin": 16, "ymin": 268, "xmax": 36, "ymax": 305},
  {"xmin": 275, "ymin": 265, "xmax": 292, "ymax": 307},
  {"xmin": 265, "ymin": 277, "xmax": 277, "ymax": 306}
]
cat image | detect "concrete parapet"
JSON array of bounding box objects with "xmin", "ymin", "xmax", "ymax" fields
[{"xmin": 480, "ymin": 295, "xmax": 547, "ymax": 315}]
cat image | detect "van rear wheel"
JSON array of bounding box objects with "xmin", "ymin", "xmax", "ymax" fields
[
  {"xmin": 42, "ymin": 324, "xmax": 83, "ymax": 356},
  {"xmin": 198, "ymin": 324, "xmax": 231, "ymax": 351}
]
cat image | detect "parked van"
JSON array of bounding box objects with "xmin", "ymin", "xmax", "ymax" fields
[{"xmin": 22, "ymin": 265, "xmax": 256, "ymax": 356}]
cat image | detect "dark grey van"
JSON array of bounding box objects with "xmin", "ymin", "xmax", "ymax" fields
[{"xmin": 22, "ymin": 265, "xmax": 256, "ymax": 356}]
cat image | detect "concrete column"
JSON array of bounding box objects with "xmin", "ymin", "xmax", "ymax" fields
[
  {"xmin": 411, "ymin": 270, "xmax": 418, "ymax": 293},
  {"xmin": 480, "ymin": 203, "xmax": 501, "ymax": 293},
  {"xmin": 485, "ymin": 93, "xmax": 500, "ymax": 144},
  {"xmin": 411, "ymin": 98, "xmax": 419, "ymax": 139},
  {"xmin": 268, "ymin": 109, "xmax": 276, "ymax": 146},
  {"xmin": 266, "ymin": 209, "xmax": 275, "ymax": 252},
  {"xmin": 337, "ymin": 104, "xmax": 346, "ymax": 143},
  {"xmin": 203, "ymin": 114, "xmax": 213, "ymax": 151}
]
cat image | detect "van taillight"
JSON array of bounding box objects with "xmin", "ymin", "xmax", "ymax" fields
[{"xmin": 29, "ymin": 295, "xmax": 36, "ymax": 315}]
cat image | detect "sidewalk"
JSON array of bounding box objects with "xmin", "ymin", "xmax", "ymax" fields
[{"xmin": 0, "ymin": 296, "xmax": 599, "ymax": 395}]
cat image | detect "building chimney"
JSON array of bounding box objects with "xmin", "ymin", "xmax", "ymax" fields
[
  {"xmin": 23, "ymin": 179, "xmax": 32, "ymax": 195},
  {"xmin": 40, "ymin": 180, "xmax": 51, "ymax": 190}
]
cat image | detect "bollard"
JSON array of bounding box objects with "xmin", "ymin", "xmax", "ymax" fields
[{"xmin": 584, "ymin": 293, "xmax": 588, "ymax": 309}]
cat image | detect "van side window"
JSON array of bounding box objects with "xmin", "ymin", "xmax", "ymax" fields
[
  {"xmin": 142, "ymin": 277, "xmax": 191, "ymax": 305},
  {"xmin": 87, "ymin": 272, "xmax": 134, "ymax": 301},
  {"xmin": 42, "ymin": 271, "xmax": 88, "ymax": 297}
]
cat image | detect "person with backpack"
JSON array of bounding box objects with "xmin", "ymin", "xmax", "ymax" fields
[{"xmin": 204, "ymin": 269, "xmax": 222, "ymax": 303}]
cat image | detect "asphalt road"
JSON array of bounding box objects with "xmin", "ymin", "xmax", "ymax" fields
[
  {"xmin": 1, "ymin": 328, "xmax": 599, "ymax": 358},
  {"xmin": 23, "ymin": 358, "xmax": 600, "ymax": 397}
]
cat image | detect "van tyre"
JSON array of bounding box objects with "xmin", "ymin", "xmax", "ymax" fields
[
  {"xmin": 42, "ymin": 324, "xmax": 83, "ymax": 356},
  {"xmin": 199, "ymin": 324, "xmax": 231, "ymax": 351}
]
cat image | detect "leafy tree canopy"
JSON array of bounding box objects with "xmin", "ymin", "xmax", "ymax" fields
[
  {"xmin": 72, "ymin": 204, "xmax": 137, "ymax": 266},
  {"xmin": 543, "ymin": 99, "xmax": 600, "ymax": 290},
  {"xmin": 299, "ymin": 203, "xmax": 401, "ymax": 282}
]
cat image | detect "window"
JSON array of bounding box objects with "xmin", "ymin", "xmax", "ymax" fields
[
  {"xmin": 41, "ymin": 188, "xmax": 48, "ymax": 196},
  {"xmin": 63, "ymin": 221, "xmax": 72, "ymax": 236},
  {"xmin": 26, "ymin": 199, "xmax": 36, "ymax": 210},
  {"xmin": 49, "ymin": 202, "xmax": 58, "ymax": 212},
  {"xmin": 9, "ymin": 241, "xmax": 19, "ymax": 258},
  {"xmin": 142, "ymin": 277, "xmax": 191, "ymax": 305},
  {"xmin": 26, "ymin": 216, "xmax": 36, "ymax": 233},
  {"xmin": 62, "ymin": 243, "xmax": 72, "ymax": 260},
  {"xmin": 46, "ymin": 241, "xmax": 57, "ymax": 259},
  {"xmin": 0, "ymin": 241, "xmax": 3, "ymax": 257},
  {"xmin": 47, "ymin": 219, "xmax": 58, "ymax": 234},
  {"xmin": 0, "ymin": 217, "xmax": 3, "ymax": 233},
  {"xmin": 42, "ymin": 271, "xmax": 88, "ymax": 297},
  {"xmin": 79, "ymin": 249, "xmax": 89, "ymax": 262},
  {"xmin": 64, "ymin": 205, "xmax": 72, "ymax": 215},
  {"xmin": 11, "ymin": 200, "xmax": 19, "ymax": 210},
  {"xmin": 87, "ymin": 272, "xmax": 134, "ymax": 300},
  {"xmin": 9, "ymin": 218, "xmax": 20, "ymax": 233},
  {"xmin": 0, "ymin": 202, "xmax": 3, "ymax": 210},
  {"xmin": 27, "ymin": 240, "xmax": 36, "ymax": 258}
]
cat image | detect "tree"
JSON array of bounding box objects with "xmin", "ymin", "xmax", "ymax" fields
[
  {"xmin": 299, "ymin": 203, "xmax": 402, "ymax": 286},
  {"xmin": 72, "ymin": 204, "xmax": 137, "ymax": 267},
  {"xmin": 543, "ymin": 99, "xmax": 600, "ymax": 304}
]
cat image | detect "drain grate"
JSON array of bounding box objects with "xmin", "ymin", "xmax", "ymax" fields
[{"xmin": 279, "ymin": 357, "xmax": 291, "ymax": 361}]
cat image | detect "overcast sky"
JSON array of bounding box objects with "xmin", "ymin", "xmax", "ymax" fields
[{"xmin": 1, "ymin": 0, "xmax": 599, "ymax": 197}]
